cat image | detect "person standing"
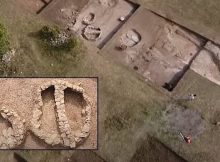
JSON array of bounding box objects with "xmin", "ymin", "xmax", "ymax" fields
[{"xmin": 188, "ymin": 94, "xmax": 197, "ymax": 101}]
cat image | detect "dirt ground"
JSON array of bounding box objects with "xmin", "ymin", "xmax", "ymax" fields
[
  {"xmin": 39, "ymin": 0, "xmax": 90, "ymax": 26},
  {"xmin": 40, "ymin": 0, "xmax": 138, "ymax": 48},
  {"xmin": 103, "ymin": 7, "xmax": 205, "ymax": 88},
  {"xmin": 16, "ymin": 0, "xmax": 47, "ymax": 13},
  {"xmin": 0, "ymin": 78, "xmax": 97, "ymax": 149},
  {"xmin": 191, "ymin": 41, "xmax": 220, "ymax": 86},
  {"xmin": 132, "ymin": 0, "xmax": 220, "ymax": 45}
]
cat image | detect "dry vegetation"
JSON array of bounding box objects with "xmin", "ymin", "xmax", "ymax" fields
[{"xmin": 0, "ymin": 0, "xmax": 219, "ymax": 162}]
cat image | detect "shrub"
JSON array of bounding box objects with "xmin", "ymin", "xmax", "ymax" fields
[
  {"xmin": 66, "ymin": 37, "xmax": 78, "ymax": 49},
  {"xmin": 38, "ymin": 25, "xmax": 82, "ymax": 52},
  {"xmin": 58, "ymin": 37, "xmax": 79, "ymax": 51},
  {"xmin": 0, "ymin": 23, "xmax": 9, "ymax": 57},
  {"xmin": 39, "ymin": 25, "xmax": 60, "ymax": 42}
]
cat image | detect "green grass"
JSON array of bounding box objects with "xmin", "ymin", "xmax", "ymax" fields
[
  {"xmin": 39, "ymin": 25, "xmax": 60, "ymax": 41},
  {"xmin": 38, "ymin": 25, "xmax": 81, "ymax": 52},
  {"xmin": 0, "ymin": 0, "xmax": 87, "ymax": 77},
  {"xmin": 16, "ymin": 150, "xmax": 106, "ymax": 162},
  {"xmin": 0, "ymin": 1, "xmax": 211, "ymax": 162},
  {"xmin": 0, "ymin": 2, "xmax": 169, "ymax": 162},
  {"xmin": 130, "ymin": 135, "xmax": 187, "ymax": 162},
  {"xmin": 168, "ymin": 70, "xmax": 220, "ymax": 162},
  {"xmin": 173, "ymin": 70, "xmax": 220, "ymax": 123},
  {"xmin": 0, "ymin": 23, "xmax": 9, "ymax": 58},
  {"xmin": 0, "ymin": 22, "xmax": 86, "ymax": 76}
]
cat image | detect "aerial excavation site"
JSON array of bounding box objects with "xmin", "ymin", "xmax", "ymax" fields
[{"xmin": 0, "ymin": 0, "xmax": 219, "ymax": 162}]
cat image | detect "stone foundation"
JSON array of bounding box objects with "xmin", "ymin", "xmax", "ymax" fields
[
  {"xmin": 0, "ymin": 107, "xmax": 26, "ymax": 149},
  {"xmin": 31, "ymin": 80, "xmax": 92, "ymax": 148}
]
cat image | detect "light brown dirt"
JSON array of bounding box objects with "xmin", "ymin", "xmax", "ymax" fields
[
  {"xmin": 103, "ymin": 7, "xmax": 205, "ymax": 88},
  {"xmin": 0, "ymin": 78, "xmax": 97, "ymax": 149},
  {"xmin": 40, "ymin": 0, "xmax": 138, "ymax": 48},
  {"xmin": 191, "ymin": 41, "xmax": 220, "ymax": 86},
  {"xmin": 16, "ymin": 0, "xmax": 45, "ymax": 13},
  {"xmin": 64, "ymin": 88, "xmax": 85, "ymax": 132},
  {"xmin": 40, "ymin": 0, "xmax": 89, "ymax": 26},
  {"xmin": 40, "ymin": 86, "xmax": 60, "ymax": 147}
]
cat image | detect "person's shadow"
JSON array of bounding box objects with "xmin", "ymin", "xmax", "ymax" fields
[{"xmin": 14, "ymin": 153, "xmax": 28, "ymax": 162}]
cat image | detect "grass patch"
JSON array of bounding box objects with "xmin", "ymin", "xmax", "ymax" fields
[
  {"xmin": 104, "ymin": 111, "xmax": 133, "ymax": 131},
  {"xmin": 39, "ymin": 25, "xmax": 60, "ymax": 41},
  {"xmin": 142, "ymin": 110, "xmax": 149, "ymax": 117},
  {"xmin": 130, "ymin": 136, "xmax": 187, "ymax": 162},
  {"xmin": 38, "ymin": 25, "xmax": 82, "ymax": 53},
  {"xmin": 0, "ymin": 21, "xmax": 86, "ymax": 76},
  {"xmin": 0, "ymin": 22, "xmax": 9, "ymax": 58}
]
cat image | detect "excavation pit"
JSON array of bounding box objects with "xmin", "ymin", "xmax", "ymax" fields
[
  {"xmin": 64, "ymin": 88, "xmax": 86, "ymax": 133},
  {"xmin": 41, "ymin": 0, "xmax": 139, "ymax": 48},
  {"xmin": 103, "ymin": 7, "xmax": 206, "ymax": 90}
]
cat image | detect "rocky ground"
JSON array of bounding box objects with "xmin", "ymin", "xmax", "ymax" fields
[{"xmin": 0, "ymin": 78, "xmax": 97, "ymax": 149}]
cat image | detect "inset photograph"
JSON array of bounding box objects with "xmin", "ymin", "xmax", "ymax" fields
[{"xmin": 0, "ymin": 78, "xmax": 97, "ymax": 149}]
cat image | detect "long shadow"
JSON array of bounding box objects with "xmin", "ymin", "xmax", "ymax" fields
[
  {"xmin": 97, "ymin": 1, "xmax": 140, "ymax": 49},
  {"xmin": 163, "ymin": 40, "xmax": 207, "ymax": 91},
  {"xmin": 36, "ymin": 0, "xmax": 53, "ymax": 14},
  {"xmin": 131, "ymin": 136, "xmax": 188, "ymax": 162},
  {"xmin": 14, "ymin": 153, "xmax": 28, "ymax": 162}
]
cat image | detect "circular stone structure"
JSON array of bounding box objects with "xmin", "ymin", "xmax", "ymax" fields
[
  {"xmin": 83, "ymin": 13, "xmax": 95, "ymax": 25},
  {"xmin": 98, "ymin": 0, "xmax": 118, "ymax": 7},
  {"xmin": 30, "ymin": 80, "xmax": 92, "ymax": 148},
  {"xmin": 83, "ymin": 25, "xmax": 102, "ymax": 41},
  {"xmin": 0, "ymin": 107, "xmax": 26, "ymax": 149},
  {"xmin": 120, "ymin": 29, "xmax": 141, "ymax": 47}
]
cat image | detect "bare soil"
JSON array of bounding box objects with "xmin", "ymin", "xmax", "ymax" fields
[
  {"xmin": 16, "ymin": 0, "xmax": 46, "ymax": 13},
  {"xmin": 40, "ymin": 0, "xmax": 90, "ymax": 26},
  {"xmin": 191, "ymin": 41, "xmax": 220, "ymax": 86},
  {"xmin": 40, "ymin": 0, "xmax": 138, "ymax": 48},
  {"xmin": 103, "ymin": 7, "xmax": 205, "ymax": 88},
  {"xmin": 64, "ymin": 88, "xmax": 85, "ymax": 132}
]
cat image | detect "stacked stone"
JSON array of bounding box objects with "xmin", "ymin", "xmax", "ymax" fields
[
  {"xmin": 81, "ymin": 93, "xmax": 92, "ymax": 135},
  {"xmin": 31, "ymin": 82, "xmax": 61, "ymax": 146},
  {"xmin": 64, "ymin": 81, "xmax": 92, "ymax": 146},
  {"xmin": 50, "ymin": 32, "xmax": 69, "ymax": 47},
  {"xmin": 64, "ymin": 83, "xmax": 92, "ymax": 144},
  {"xmin": 30, "ymin": 80, "xmax": 92, "ymax": 148},
  {"xmin": 83, "ymin": 25, "xmax": 102, "ymax": 41},
  {"xmin": 54, "ymin": 82, "xmax": 76, "ymax": 148},
  {"xmin": 82, "ymin": 13, "xmax": 95, "ymax": 25},
  {"xmin": 0, "ymin": 107, "xmax": 25, "ymax": 149}
]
